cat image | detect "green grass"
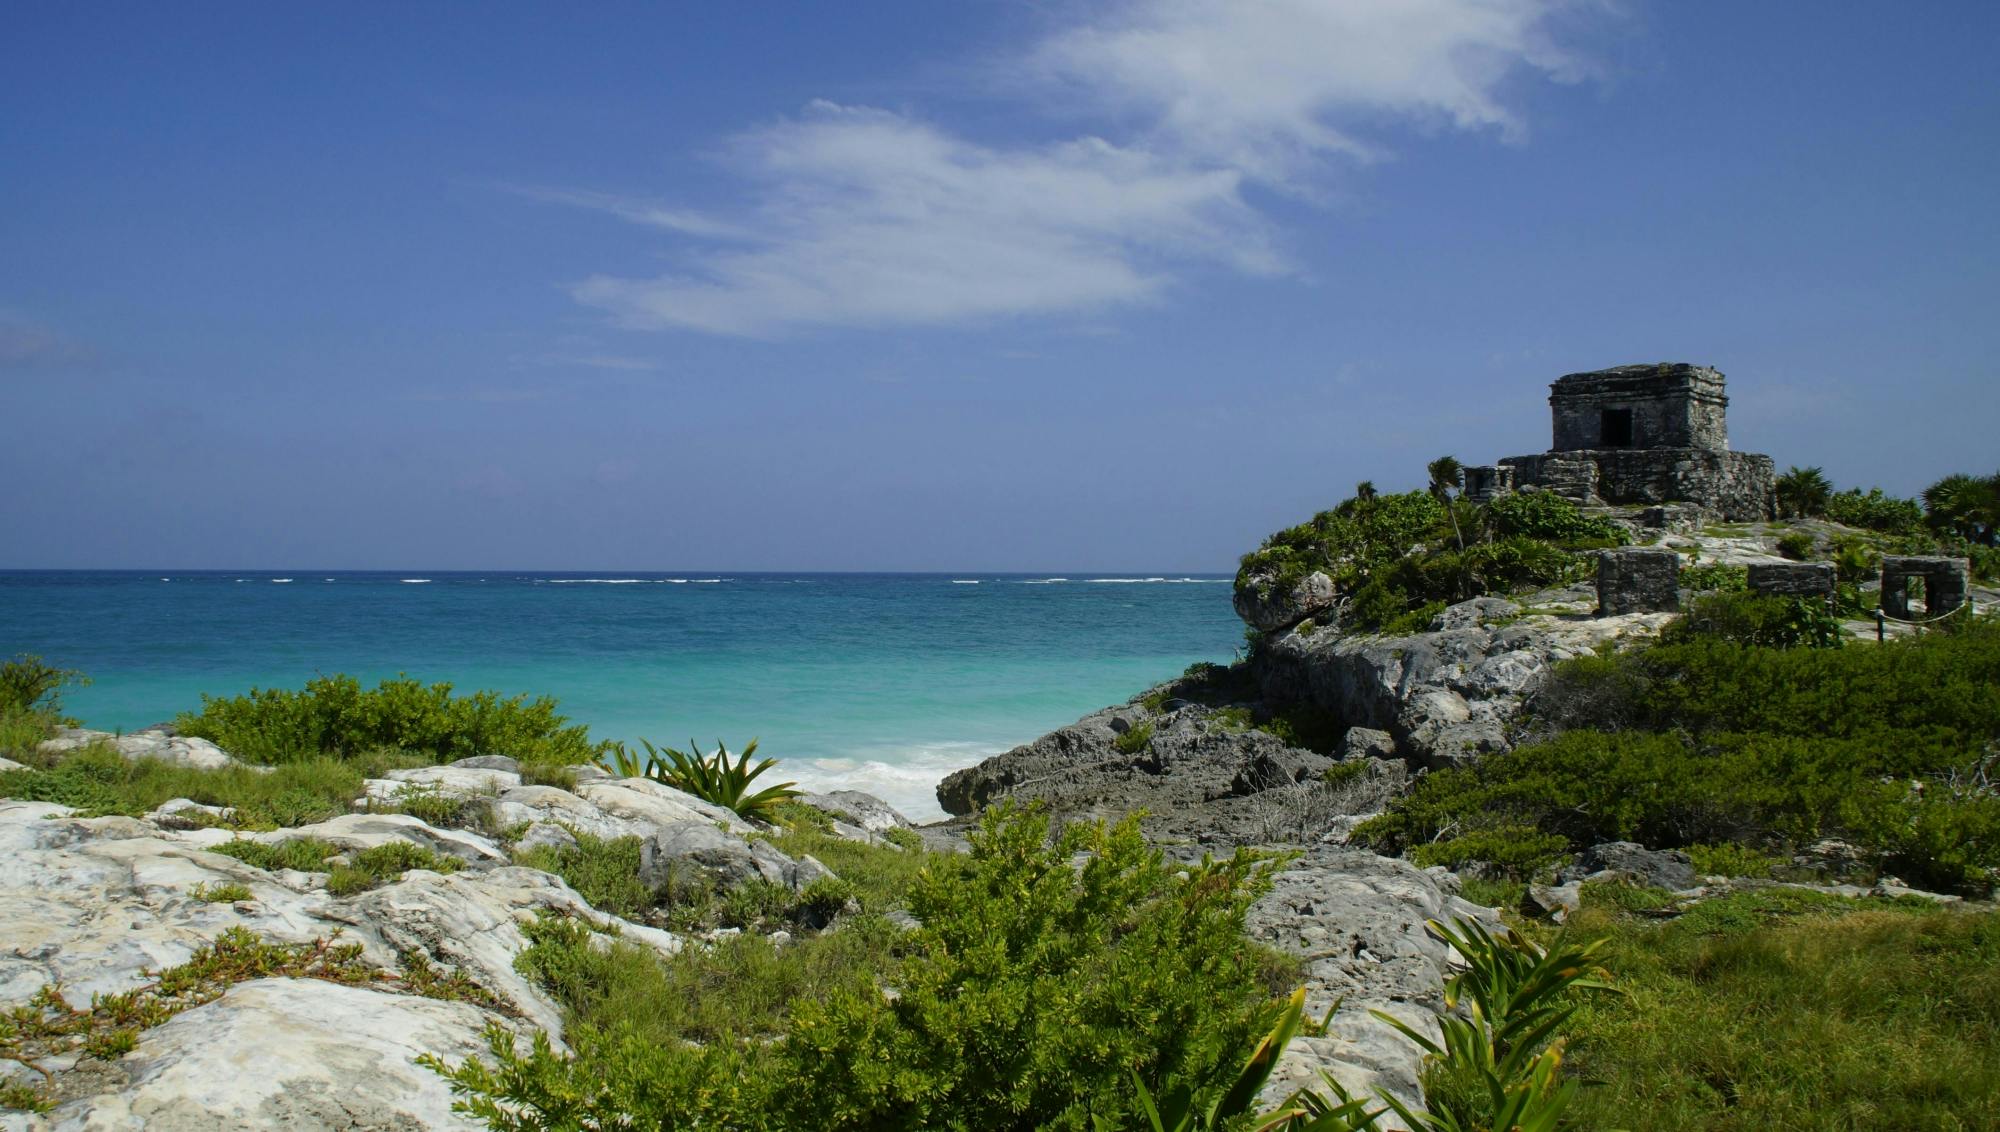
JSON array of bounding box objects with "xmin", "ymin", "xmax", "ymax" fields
[
  {"xmin": 0, "ymin": 744, "xmax": 429, "ymax": 828},
  {"xmin": 189, "ymin": 881, "xmax": 253, "ymax": 903},
  {"xmin": 1113, "ymin": 721, "xmax": 1154, "ymax": 754},
  {"xmin": 1553, "ymin": 892, "xmax": 2000, "ymax": 1131},
  {"xmin": 763, "ymin": 825, "xmax": 928, "ymax": 916},
  {"xmin": 211, "ymin": 836, "xmax": 341, "ymax": 872},
  {"xmin": 512, "ymin": 832, "xmax": 656, "ymax": 920},
  {"xmin": 324, "ymin": 841, "xmax": 464, "ymax": 896}
]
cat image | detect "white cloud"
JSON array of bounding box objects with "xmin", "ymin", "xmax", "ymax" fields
[
  {"xmin": 544, "ymin": 0, "xmax": 1595, "ymax": 336},
  {"xmin": 1027, "ymin": 0, "xmax": 1588, "ymax": 184}
]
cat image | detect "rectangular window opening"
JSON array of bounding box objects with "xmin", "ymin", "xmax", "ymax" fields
[{"xmin": 1601, "ymin": 408, "xmax": 1634, "ymax": 448}]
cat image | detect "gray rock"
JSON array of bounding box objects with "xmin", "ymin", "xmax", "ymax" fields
[
  {"xmin": 143, "ymin": 798, "xmax": 236, "ymax": 830},
  {"xmin": 798, "ymin": 791, "xmax": 912, "ymax": 832},
  {"xmin": 637, "ymin": 822, "xmax": 812, "ymax": 892},
  {"xmin": 1521, "ymin": 882, "xmax": 1583, "ymax": 923},
  {"xmin": 1746, "ymin": 561, "xmax": 1835, "ymax": 599},
  {"xmin": 1234, "ymin": 570, "xmax": 1338, "ymax": 634},
  {"xmin": 449, "ymin": 754, "xmax": 522, "ymax": 772},
  {"xmin": 0, "ymin": 756, "xmax": 26, "ymax": 773},
  {"xmin": 1564, "ymin": 841, "xmax": 1696, "ymax": 891},
  {"xmin": 41, "ymin": 977, "xmax": 507, "ymax": 1131},
  {"xmin": 515, "ymin": 821, "xmax": 578, "ymax": 853},
  {"xmin": 1431, "ymin": 596, "xmax": 1520, "ymax": 632},
  {"xmin": 1230, "ymin": 747, "xmax": 1335, "ymax": 795},
  {"xmin": 38, "ymin": 728, "xmax": 243, "ymax": 771},
  {"xmin": 1339, "ymin": 727, "xmax": 1397, "ymax": 761},
  {"xmin": 1246, "ymin": 848, "xmax": 1500, "ymax": 1121}
]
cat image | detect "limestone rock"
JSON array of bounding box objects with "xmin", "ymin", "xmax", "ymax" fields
[
  {"xmin": 1233, "ymin": 570, "xmax": 1338, "ymax": 634},
  {"xmin": 41, "ymin": 978, "xmax": 505, "ymax": 1131},
  {"xmin": 37, "ymin": 728, "xmax": 242, "ymax": 771},
  {"xmin": 576, "ymin": 777, "xmax": 754, "ymax": 835},
  {"xmin": 798, "ymin": 791, "xmax": 911, "ymax": 832},
  {"xmin": 1339, "ymin": 728, "xmax": 1397, "ymax": 761},
  {"xmin": 515, "ymin": 821, "xmax": 578, "ymax": 853},
  {"xmin": 637, "ymin": 822, "xmax": 811, "ymax": 892},
  {"xmin": 253, "ymin": 813, "xmax": 507, "ymax": 865},
  {"xmin": 1521, "ymin": 882, "xmax": 1583, "ymax": 924},
  {"xmin": 1246, "ymin": 848, "xmax": 1498, "ymax": 1122}
]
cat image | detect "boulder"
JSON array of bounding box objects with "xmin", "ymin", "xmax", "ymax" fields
[
  {"xmin": 515, "ymin": 821, "xmax": 578, "ymax": 853},
  {"xmin": 576, "ymin": 778, "xmax": 754, "ymax": 835},
  {"xmin": 1338, "ymin": 728, "xmax": 1397, "ymax": 761},
  {"xmin": 1563, "ymin": 841, "xmax": 1696, "ymax": 891},
  {"xmin": 1521, "ymin": 882, "xmax": 1583, "ymax": 924},
  {"xmin": 1229, "ymin": 747, "xmax": 1335, "ymax": 796},
  {"xmin": 1233, "ymin": 570, "xmax": 1338, "ymax": 634},
  {"xmin": 637, "ymin": 822, "xmax": 812, "ymax": 892}
]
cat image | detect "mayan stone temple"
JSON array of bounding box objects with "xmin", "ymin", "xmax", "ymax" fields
[{"xmin": 1462, "ymin": 362, "xmax": 1777, "ymax": 521}]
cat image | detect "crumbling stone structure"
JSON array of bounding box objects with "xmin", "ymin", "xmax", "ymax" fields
[
  {"xmin": 1880, "ymin": 556, "xmax": 1971, "ymax": 621},
  {"xmin": 1747, "ymin": 562, "xmax": 1835, "ymax": 599},
  {"xmin": 1470, "ymin": 363, "xmax": 1777, "ymax": 520},
  {"xmin": 1596, "ymin": 547, "xmax": 1681, "ymax": 615}
]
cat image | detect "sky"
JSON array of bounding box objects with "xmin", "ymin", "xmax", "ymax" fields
[{"xmin": 4, "ymin": 1, "xmax": 1996, "ymax": 571}]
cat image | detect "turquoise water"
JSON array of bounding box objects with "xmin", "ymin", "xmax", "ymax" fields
[{"xmin": 0, "ymin": 571, "xmax": 1242, "ymax": 819}]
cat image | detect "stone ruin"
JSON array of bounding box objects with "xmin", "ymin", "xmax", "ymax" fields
[
  {"xmin": 1747, "ymin": 562, "xmax": 1835, "ymax": 600},
  {"xmin": 1880, "ymin": 555, "xmax": 1971, "ymax": 622},
  {"xmin": 1463, "ymin": 363, "xmax": 1777, "ymax": 521},
  {"xmin": 1596, "ymin": 547, "xmax": 1681, "ymax": 615}
]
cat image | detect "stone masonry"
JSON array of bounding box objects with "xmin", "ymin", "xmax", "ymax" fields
[
  {"xmin": 1472, "ymin": 363, "xmax": 1777, "ymax": 521},
  {"xmin": 1881, "ymin": 556, "xmax": 1972, "ymax": 621},
  {"xmin": 1597, "ymin": 547, "xmax": 1682, "ymax": 615},
  {"xmin": 1747, "ymin": 562, "xmax": 1836, "ymax": 599}
]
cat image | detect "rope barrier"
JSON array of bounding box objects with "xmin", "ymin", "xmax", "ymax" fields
[{"xmin": 1875, "ymin": 600, "xmax": 1976, "ymax": 640}]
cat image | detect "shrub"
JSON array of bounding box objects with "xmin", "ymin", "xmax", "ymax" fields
[
  {"xmin": 1114, "ymin": 721, "xmax": 1155, "ymax": 755},
  {"xmin": 190, "ymin": 881, "xmax": 254, "ymax": 903},
  {"xmin": 429, "ymin": 806, "xmax": 1286, "ymax": 1132},
  {"xmin": 1825, "ymin": 486, "xmax": 1924, "ymax": 533},
  {"xmin": 1665, "ymin": 591, "xmax": 1843, "ymax": 650},
  {"xmin": 1677, "ymin": 562, "xmax": 1747, "ymax": 593},
  {"xmin": 512, "ymin": 832, "xmax": 657, "ymax": 920},
  {"xmin": 212, "ymin": 836, "xmax": 340, "ymax": 872},
  {"xmin": 175, "ymin": 674, "xmax": 603, "ymax": 767},
  {"xmin": 1484, "ymin": 492, "xmax": 1627, "ymax": 545},
  {"xmin": 1358, "ymin": 621, "xmax": 2000, "ymax": 892},
  {"xmin": 1774, "ymin": 466, "xmax": 1833, "ymax": 519},
  {"xmin": 1775, "ymin": 531, "xmax": 1815, "ymax": 561},
  {"xmin": 0, "ymin": 655, "xmax": 85, "ymax": 720},
  {"xmin": 0, "ymin": 748, "xmax": 383, "ymax": 828}
]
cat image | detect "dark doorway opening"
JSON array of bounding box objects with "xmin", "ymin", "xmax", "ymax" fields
[{"xmin": 1601, "ymin": 408, "xmax": 1634, "ymax": 448}]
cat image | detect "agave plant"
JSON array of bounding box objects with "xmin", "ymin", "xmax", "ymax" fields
[
  {"xmin": 639, "ymin": 737, "xmax": 801, "ymax": 821},
  {"xmin": 1097, "ymin": 989, "xmax": 1386, "ymax": 1132},
  {"xmin": 595, "ymin": 741, "xmax": 649, "ymax": 779}
]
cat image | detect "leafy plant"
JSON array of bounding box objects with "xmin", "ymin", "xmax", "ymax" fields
[
  {"xmin": 1115, "ymin": 721, "xmax": 1156, "ymax": 755},
  {"xmin": 0, "ymin": 654, "xmax": 86, "ymax": 720},
  {"xmin": 638, "ymin": 737, "xmax": 801, "ymax": 820},
  {"xmin": 1923, "ymin": 471, "xmax": 2000, "ymax": 546},
  {"xmin": 190, "ymin": 881, "xmax": 253, "ymax": 903},
  {"xmin": 1775, "ymin": 465, "xmax": 1833, "ymax": 519},
  {"xmin": 1775, "ymin": 531, "xmax": 1816, "ymax": 561}
]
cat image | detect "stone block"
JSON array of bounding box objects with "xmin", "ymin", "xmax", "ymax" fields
[
  {"xmin": 1746, "ymin": 561, "xmax": 1835, "ymax": 598},
  {"xmin": 1596, "ymin": 547, "xmax": 1681, "ymax": 615},
  {"xmin": 1640, "ymin": 502, "xmax": 1704, "ymax": 532},
  {"xmin": 1881, "ymin": 556, "xmax": 1971, "ymax": 621}
]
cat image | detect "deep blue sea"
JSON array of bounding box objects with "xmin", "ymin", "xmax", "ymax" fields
[{"xmin": 0, "ymin": 571, "xmax": 1243, "ymax": 819}]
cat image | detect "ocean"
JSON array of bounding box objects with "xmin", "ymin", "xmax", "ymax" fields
[{"xmin": 0, "ymin": 571, "xmax": 1244, "ymax": 820}]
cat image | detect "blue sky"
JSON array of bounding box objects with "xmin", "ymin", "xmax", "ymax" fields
[{"xmin": 4, "ymin": 1, "xmax": 1995, "ymax": 571}]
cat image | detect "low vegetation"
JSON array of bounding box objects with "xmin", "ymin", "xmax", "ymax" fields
[
  {"xmin": 1553, "ymin": 887, "xmax": 2000, "ymax": 1130},
  {"xmin": 430, "ymin": 805, "xmax": 1291, "ymax": 1131},
  {"xmin": 324, "ymin": 841, "xmax": 465, "ymax": 896},
  {"xmin": 174, "ymin": 673, "xmax": 605, "ymax": 771},
  {"xmin": 628, "ymin": 736, "xmax": 802, "ymax": 821},
  {"xmin": 0, "ymin": 746, "xmax": 423, "ymax": 828},
  {"xmin": 1235, "ymin": 473, "xmax": 1625, "ymax": 634},
  {"xmin": 1357, "ymin": 616, "xmax": 2000, "ymax": 893}
]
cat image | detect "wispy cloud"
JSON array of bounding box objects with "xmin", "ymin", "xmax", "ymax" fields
[
  {"xmin": 535, "ymin": 0, "xmax": 1597, "ymax": 337},
  {"xmin": 0, "ymin": 313, "xmax": 92, "ymax": 367}
]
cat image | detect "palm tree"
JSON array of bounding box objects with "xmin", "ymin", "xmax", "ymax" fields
[
  {"xmin": 1923, "ymin": 471, "xmax": 2000, "ymax": 546},
  {"xmin": 1428, "ymin": 455, "xmax": 1465, "ymax": 552},
  {"xmin": 1354, "ymin": 480, "xmax": 1378, "ymax": 503},
  {"xmin": 1775, "ymin": 465, "xmax": 1833, "ymax": 519}
]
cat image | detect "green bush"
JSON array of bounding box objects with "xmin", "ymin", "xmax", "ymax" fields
[
  {"xmin": 1677, "ymin": 562, "xmax": 1747, "ymax": 593},
  {"xmin": 429, "ymin": 806, "xmax": 1286, "ymax": 1131},
  {"xmin": 512, "ymin": 832, "xmax": 657, "ymax": 920},
  {"xmin": 1114, "ymin": 721, "xmax": 1155, "ymax": 755},
  {"xmin": 0, "ymin": 747, "xmax": 388, "ymax": 828},
  {"xmin": 175, "ymin": 674, "xmax": 602, "ymax": 768},
  {"xmin": 1664, "ymin": 591, "xmax": 1842, "ymax": 650},
  {"xmin": 1825, "ymin": 487, "xmax": 1925, "ymax": 533},
  {"xmin": 0, "ymin": 655, "xmax": 85, "ymax": 720},
  {"xmin": 1484, "ymin": 492, "xmax": 1627, "ymax": 545},
  {"xmin": 212, "ymin": 837, "xmax": 340, "ymax": 873},
  {"xmin": 1359, "ymin": 622, "xmax": 2000, "ymax": 892},
  {"xmin": 1775, "ymin": 531, "xmax": 1815, "ymax": 561}
]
